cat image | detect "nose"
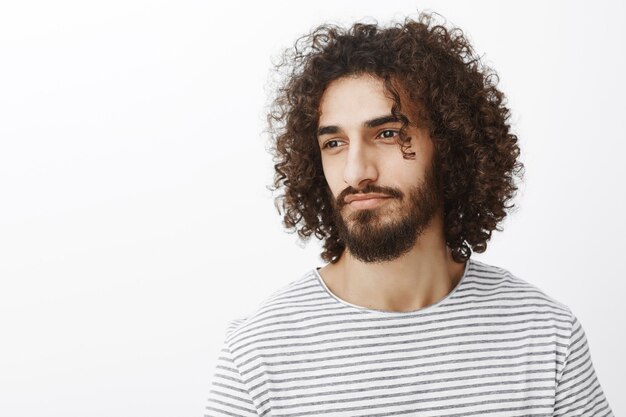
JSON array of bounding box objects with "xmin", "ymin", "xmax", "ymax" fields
[{"xmin": 343, "ymin": 142, "xmax": 378, "ymax": 190}]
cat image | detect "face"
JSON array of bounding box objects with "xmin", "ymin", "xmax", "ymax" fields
[{"xmin": 317, "ymin": 73, "xmax": 441, "ymax": 263}]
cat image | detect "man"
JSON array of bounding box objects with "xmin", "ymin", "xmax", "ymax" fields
[{"xmin": 206, "ymin": 13, "xmax": 613, "ymax": 416}]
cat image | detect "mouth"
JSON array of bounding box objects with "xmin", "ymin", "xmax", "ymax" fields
[{"xmin": 344, "ymin": 194, "xmax": 393, "ymax": 209}]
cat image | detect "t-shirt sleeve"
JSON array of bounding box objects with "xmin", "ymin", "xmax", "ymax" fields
[
  {"xmin": 553, "ymin": 313, "xmax": 613, "ymax": 416},
  {"xmin": 205, "ymin": 337, "xmax": 259, "ymax": 417}
]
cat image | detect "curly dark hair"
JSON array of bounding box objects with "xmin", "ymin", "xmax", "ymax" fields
[{"xmin": 267, "ymin": 11, "xmax": 524, "ymax": 264}]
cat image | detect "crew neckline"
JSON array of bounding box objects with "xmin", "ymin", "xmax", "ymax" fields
[{"xmin": 313, "ymin": 258, "xmax": 473, "ymax": 316}]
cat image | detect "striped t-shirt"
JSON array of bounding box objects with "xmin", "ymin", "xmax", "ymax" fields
[{"xmin": 205, "ymin": 258, "xmax": 613, "ymax": 416}]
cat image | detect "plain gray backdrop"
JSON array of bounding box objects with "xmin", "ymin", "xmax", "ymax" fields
[{"xmin": 0, "ymin": 0, "xmax": 623, "ymax": 416}]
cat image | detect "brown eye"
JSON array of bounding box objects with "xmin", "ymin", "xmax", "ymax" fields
[
  {"xmin": 322, "ymin": 139, "xmax": 343, "ymax": 149},
  {"xmin": 378, "ymin": 129, "xmax": 399, "ymax": 139}
]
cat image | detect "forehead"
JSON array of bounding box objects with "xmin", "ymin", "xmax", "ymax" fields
[{"xmin": 318, "ymin": 74, "xmax": 393, "ymax": 126}]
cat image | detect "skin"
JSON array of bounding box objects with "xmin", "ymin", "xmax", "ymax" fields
[{"xmin": 316, "ymin": 73, "xmax": 467, "ymax": 312}]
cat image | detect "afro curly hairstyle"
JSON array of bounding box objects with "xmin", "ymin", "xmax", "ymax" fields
[{"xmin": 267, "ymin": 11, "xmax": 525, "ymax": 264}]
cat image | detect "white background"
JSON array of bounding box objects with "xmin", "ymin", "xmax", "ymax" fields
[{"xmin": 1, "ymin": 0, "xmax": 624, "ymax": 416}]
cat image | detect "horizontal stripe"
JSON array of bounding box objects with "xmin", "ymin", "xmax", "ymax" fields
[{"xmin": 206, "ymin": 258, "xmax": 613, "ymax": 416}]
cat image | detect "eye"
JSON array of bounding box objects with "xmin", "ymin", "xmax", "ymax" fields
[
  {"xmin": 377, "ymin": 129, "xmax": 399, "ymax": 140},
  {"xmin": 321, "ymin": 139, "xmax": 344, "ymax": 149}
]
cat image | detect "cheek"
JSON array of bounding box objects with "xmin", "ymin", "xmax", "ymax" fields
[
  {"xmin": 395, "ymin": 140, "xmax": 432, "ymax": 183},
  {"xmin": 383, "ymin": 158, "xmax": 423, "ymax": 189},
  {"xmin": 321, "ymin": 158, "xmax": 343, "ymax": 195}
]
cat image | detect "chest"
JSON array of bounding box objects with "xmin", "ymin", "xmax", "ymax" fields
[{"xmin": 241, "ymin": 315, "xmax": 563, "ymax": 416}]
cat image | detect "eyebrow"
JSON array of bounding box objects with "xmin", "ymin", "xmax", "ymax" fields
[{"xmin": 317, "ymin": 114, "xmax": 401, "ymax": 137}]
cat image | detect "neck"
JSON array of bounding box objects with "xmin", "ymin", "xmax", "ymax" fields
[{"xmin": 318, "ymin": 211, "xmax": 467, "ymax": 312}]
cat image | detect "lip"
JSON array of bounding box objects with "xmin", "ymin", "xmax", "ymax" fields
[
  {"xmin": 344, "ymin": 194, "xmax": 392, "ymax": 209},
  {"xmin": 344, "ymin": 193, "xmax": 392, "ymax": 204}
]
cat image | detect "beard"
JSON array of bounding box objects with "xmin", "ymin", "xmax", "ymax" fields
[{"xmin": 331, "ymin": 157, "xmax": 442, "ymax": 264}]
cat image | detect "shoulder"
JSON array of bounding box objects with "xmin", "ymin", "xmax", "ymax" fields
[
  {"xmin": 466, "ymin": 258, "xmax": 574, "ymax": 314},
  {"xmin": 221, "ymin": 268, "xmax": 324, "ymax": 346}
]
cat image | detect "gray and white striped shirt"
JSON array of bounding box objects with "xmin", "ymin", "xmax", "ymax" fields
[{"xmin": 206, "ymin": 258, "xmax": 613, "ymax": 416}]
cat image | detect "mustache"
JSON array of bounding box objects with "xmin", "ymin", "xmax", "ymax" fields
[{"xmin": 336, "ymin": 184, "xmax": 404, "ymax": 209}]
